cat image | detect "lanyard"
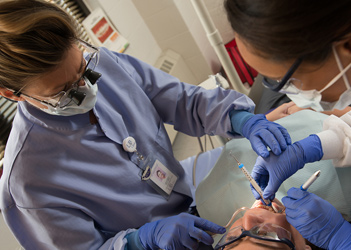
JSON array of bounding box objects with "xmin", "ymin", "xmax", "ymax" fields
[
  {"xmin": 122, "ymin": 136, "xmax": 146, "ymax": 171},
  {"xmin": 122, "ymin": 136, "xmax": 177, "ymax": 199}
]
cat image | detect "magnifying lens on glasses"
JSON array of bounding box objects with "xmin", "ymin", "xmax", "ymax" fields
[{"xmin": 67, "ymin": 68, "xmax": 102, "ymax": 106}]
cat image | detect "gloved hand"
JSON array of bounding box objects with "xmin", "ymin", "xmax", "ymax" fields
[
  {"xmin": 136, "ymin": 213, "xmax": 225, "ymax": 250},
  {"xmin": 230, "ymin": 110, "xmax": 291, "ymax": 157},
  {"xmin": 251, "ymin": 135, "xmax": 323, "ymax": 201},
  {"xmin": 282, "ymin": 187, "xmax": 351, "ymax": 249}
]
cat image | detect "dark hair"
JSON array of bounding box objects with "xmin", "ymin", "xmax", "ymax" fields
[
  {"xmin": 224, "ymin": 0, "xmax": 351, "ymax": 63},
  {"xmin": 0, "ymin": 0, "xmax": 78, "ymax": 91}
]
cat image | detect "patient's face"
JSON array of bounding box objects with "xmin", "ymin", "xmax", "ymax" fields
[{"xmin": 222, "ymin": 199, "xmax": 310, "ymax": 250}]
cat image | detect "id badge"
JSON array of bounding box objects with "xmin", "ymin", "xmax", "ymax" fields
[{"xmin": 141, "ymin": 155, "xmax": 178, "ymax": 200}]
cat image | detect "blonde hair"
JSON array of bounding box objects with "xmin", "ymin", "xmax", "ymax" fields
[{"xmin": 0, "ymin": 0, "xmax": 78, "ymax": 91}]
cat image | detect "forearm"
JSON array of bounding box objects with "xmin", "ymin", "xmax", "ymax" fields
[
  {"xmin": 116, "ymin": 51, "xmax": 255, "ymax": 138},
  {"xmin": 124, "ymin": 231, "xmax": 145, "ymax": 250},
  {"xmin": 171, "ymin": 87, "xmax": 255, "ymax": 138},
  {"xmin": 229, "ymin": 109, "xmax": 254, "ymax": 135},
  {"xmin": 321, "ymin": 106, "xmax": 351, "ymax": 117},
  {"xmin": 4, "ymin": 205, "xmax": 135, "ymax": 250}
]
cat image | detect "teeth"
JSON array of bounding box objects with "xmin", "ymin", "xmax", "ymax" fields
[
  {"xmin": 251, "ymin": 200, "xmax": 274, "ymax": 212},
  {"xmin": 251, "ymin": 200, "xmax": 285, "ymax": 213}
]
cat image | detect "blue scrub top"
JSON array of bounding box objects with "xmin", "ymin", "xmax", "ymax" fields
[{"xmin": 0, "ymin": 47, "xmax": 255, "ymax": 249}]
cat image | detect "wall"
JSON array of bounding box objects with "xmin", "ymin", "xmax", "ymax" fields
[
  {"xmin": 173, "ymin": 0, "xmax": 234, "ymax": 75},
  {"xmin": 96, "ymin": 0, "xmax": 162, "ymax": 68},
  {"xmin": 131, "ymin": 0, "xmax": 209, "ymax": 84},
  {"xmin": 84, "ymin": 0, "xmax": 235, "ymax": 85}
]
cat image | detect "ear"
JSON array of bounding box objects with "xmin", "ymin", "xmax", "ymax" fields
[
  {"xmin": 343, "ymin": 38, "xmax": 351, "ymax": 54},
  {"xmin": 335, "ymin": 37, "xmax": 351, "ymax": 58},
  {"xmin": 0, "ymin": 87, "xmax": 25, "ymax": 101}
]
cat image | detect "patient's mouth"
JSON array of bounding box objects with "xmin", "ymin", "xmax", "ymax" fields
[
  {"xmin": 251, "ymin": 200, "xmax": 274, "ymax": 211},
  {"xmin": 251, "ymin": 200, "xmax": 285, "ymax": 213}
]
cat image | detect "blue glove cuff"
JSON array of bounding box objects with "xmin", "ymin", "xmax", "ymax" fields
[
  {"xmin": 328, "ymin": 220, "xmax": 351, "ymax": 249},
  {"xmin": 125, "ymin": 231, "xmax": 145, "ymax": 250},
  {"xmin": 295, "ymin": 134, "xmax": 323, "ymax": 163},
  {"xmin": 229, "ymin": 109, "xmax": 254, "ymax": 135}
]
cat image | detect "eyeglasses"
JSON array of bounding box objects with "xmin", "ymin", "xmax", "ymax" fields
[
  {"xmin": 214, "ymin": 207, "xmax": 294, "ymax": 250},
  {"xmin": 262, "ymin": 57, "xmax": 303, "ymax": 92},
  {"xmin": 214, "ymin": 223, "xmax": 295, "ymax": 250},
  {"xmin": 15, "ymin": 39, "xmax": 101, "ymax": 108}
]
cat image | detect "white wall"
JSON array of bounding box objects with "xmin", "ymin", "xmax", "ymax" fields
[
  {"xmin": 131, "ymin": 0, "xmax": 206, "ymax": 84},
  {"xmin": 97, "ymin": 0, "xmax": 162, "ymax": 66},
  {"xmin": 85, "ymin": 0, "xmax": 235, "ymax": 85},
  {"xmin": 174, "ymin": 0, "xmax": 235, "ymax": 76}
]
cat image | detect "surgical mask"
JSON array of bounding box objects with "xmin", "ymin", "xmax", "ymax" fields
[
  {"xmin": 285, "ymin": 46, "xmax": 351, "ymax": 111},
  {"xmin": 39, "ymin": 78, "xmax": 98, "ymax": 116}
]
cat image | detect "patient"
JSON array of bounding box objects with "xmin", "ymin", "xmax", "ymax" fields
[
  {"xmin": 215, "ymin": 200, "xmax": 311, "ymax": 250},
  {"xmin": 195, "ymin": 110, "xmax": 351, "ymax": 250}
]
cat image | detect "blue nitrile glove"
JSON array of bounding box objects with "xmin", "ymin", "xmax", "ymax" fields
[
  {"xmin": 126, "ymin": 213, "xmax": 225, "ymax": 250},
  {"xmin": 282, "ymin": 187, "xmax": 351, "ymax": 249},
  {"xmin": 230, "ymin": 110, "xmax": 291, "ymax": 157},
  {"xmin": 251, "ymin": 135, "xmax": 323, "ymax": 201}
]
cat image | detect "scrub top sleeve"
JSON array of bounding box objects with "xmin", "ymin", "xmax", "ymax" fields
[
  {"xmin": 5, "ymin": 206, "xmax": 135, "ymax": 250},
  {"xmin": 114, "ymin": 52, "xmax": 255, "ymax": 138},
  {"xmin": 318, "ymin": 111, "xmax": 351, "ymax": 167}
]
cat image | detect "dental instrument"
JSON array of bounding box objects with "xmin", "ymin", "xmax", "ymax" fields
[
  {"xmin": 300, "ymin": 170, "xmax": 321, "ymax": 191},
  {"xmin": 229, "ymin": 152, "xmax": 278, "ymax": 213}
]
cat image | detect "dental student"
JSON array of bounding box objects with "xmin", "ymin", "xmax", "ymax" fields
[
  {"xmin": 224, "ymin": 0, "xmax": 351, "ymax": 249},
  {"xmin": 0, "ymin": 1, "xmax": 292, "ymax": 249}
]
